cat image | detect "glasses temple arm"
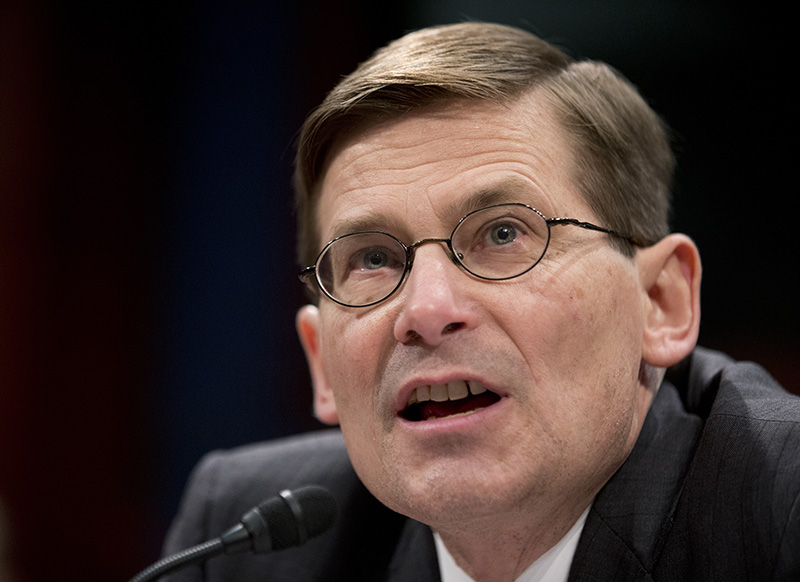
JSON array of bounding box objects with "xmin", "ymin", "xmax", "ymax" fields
[{"xmin": 547, "ymin": 218, "xmax": 648, "ymax": 247}]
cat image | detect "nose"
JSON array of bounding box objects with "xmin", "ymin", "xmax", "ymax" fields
[{"xmin": 392, "ymin": 243, "xmax": 476, "ymax": 346}]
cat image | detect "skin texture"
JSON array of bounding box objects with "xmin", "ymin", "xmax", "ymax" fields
[{"xmin": 297, "ymin": 93, "xmax": 701, "ymax": 581}]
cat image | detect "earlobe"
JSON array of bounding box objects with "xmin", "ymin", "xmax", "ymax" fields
[
  {"xmin": 296, "ymin": 305, "xmax": 340, "ymax": 425},
  {"xmin": 638, "ymin": 234, "xmax": 702, "ymax": 368}
]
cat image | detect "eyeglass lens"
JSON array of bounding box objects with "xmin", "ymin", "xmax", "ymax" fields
[{"xmin": 315, "ymin": 203, "xmax": 551, "ymax": 307}]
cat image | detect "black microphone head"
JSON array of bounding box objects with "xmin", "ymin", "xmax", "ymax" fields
[{"xmin": 256, "ymin": 485, "xmax": 337, "ymax": 552}]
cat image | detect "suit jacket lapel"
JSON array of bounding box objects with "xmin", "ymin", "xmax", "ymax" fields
[
  {"xmin": 386, "ymin": 517, "xmax": 441, "ymax": 582},
  {"xmin": 568, "ymin": 382, "xmax": 703, "ymax": 581}
]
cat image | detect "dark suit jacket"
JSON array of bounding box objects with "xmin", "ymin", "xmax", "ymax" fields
[{"xmin": 161, "ymin": 348, "xmax": 800, "ymax": 581}]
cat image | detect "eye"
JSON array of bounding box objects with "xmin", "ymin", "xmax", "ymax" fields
[
  {"xmin": 479, "ymin": 218, "xmax": 525, "ymax": 248},
  {"xmin": 490, "ymin": 223, "xmax": 517, "ymax": 245},
  {"xmin": 362, "ymin": 249, "xmax": 390, "ymax": 270},
  {"xmin": 346, "ymin": 243, "xmax": 404, "ymax": 274}
]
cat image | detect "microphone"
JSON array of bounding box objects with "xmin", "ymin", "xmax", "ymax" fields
[{"xmin": 130, "ymin": 485, "xmax": 338, "ymax": 582}]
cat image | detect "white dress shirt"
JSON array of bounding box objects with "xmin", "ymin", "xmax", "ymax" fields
[{"xmin": 434, "ymin": 506, "xmax": 590, "ymax": 582}]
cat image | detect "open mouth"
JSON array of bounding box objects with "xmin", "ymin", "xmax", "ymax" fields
[{"xmin": 401, "ymin": 380, "xmax": 501, "ymax": 421}]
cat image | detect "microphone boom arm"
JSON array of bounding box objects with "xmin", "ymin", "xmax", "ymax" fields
[{"xmin": 129, "ymin": 538, "xmax": 225, "ymax": 582}]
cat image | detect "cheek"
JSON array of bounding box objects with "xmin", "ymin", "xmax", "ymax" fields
[
  {"xmin": 318, "ymin": 312, "xmax": 396, "ymax": 495},
  {"xmin": 560, "ymin": 271, "xmax": 649, "ymax": 448},
  {"xmin": 506, "ymin": 262, "xmax": 645, "ymax": 427},
  {"xmin": 318, "ymin": 309, "xmax": 386, "ymax": 418},
  {"xmin": 499, "ymin": 277, "xmax": 615, "ymax": 376},
  {"xmin": 562, "ymin": 262, "xmax": 643, "ymax": 352}
]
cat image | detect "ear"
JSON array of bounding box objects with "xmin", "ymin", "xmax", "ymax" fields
[
  {"xmin": 637, "ymin": 234, "xmax": 702, "ymax": 368},
  {"xmin": 296, "ymin": 305, "xmax": 340, "ymax": 425}
]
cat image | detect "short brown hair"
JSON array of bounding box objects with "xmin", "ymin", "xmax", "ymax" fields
[{"xmin": 294, "ymin": 22, "xmax": 673, "ymax": 267}]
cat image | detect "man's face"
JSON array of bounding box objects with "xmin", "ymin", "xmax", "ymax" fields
[{"xmin": 299, "ymin": 95, "xmax": 656, "ymax": 529}]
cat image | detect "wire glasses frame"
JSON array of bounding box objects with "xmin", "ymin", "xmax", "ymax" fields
[{"xmin": 299, "ymin": 202, "xmax": 646, "ymax": 308}]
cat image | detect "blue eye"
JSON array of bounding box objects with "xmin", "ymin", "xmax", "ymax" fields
[
  {"xmin": 363, "ymin": 250, "xmax": 389, "ymax": 270},
  {"xmin": 491, "ymin": 224, "xmax": 517, "ymax": 245}
]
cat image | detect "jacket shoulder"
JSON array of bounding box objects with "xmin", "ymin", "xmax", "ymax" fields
[
  {"xmin": 670, "ymin": 346, "xmax": 800, "ymax": 420},
  {"xmin": 195, "ymin": 429, "xmax": 356, "ymax": 500},
  {"xmin": 658, "ymin": 348, "xmax": 800, "ymax": 580},
  {"xmin": 164, "ymin": 429, "xmax": 353, "ymax": 550},
  {"xmin": 161, "ymin": 429, "xmax": 410, "ymax": 581}
]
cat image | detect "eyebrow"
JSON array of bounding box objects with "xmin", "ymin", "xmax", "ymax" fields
[
  {"xmin": 441, "ymin": 179, "xmax": 536, "ymax": 219},
  {"xmin": 328, "ymin": 212, "xmax": 409, "ymax": 241},
  {"xmin": 327, "ymin": 178, "xmax": 545, "ymax": 241}
]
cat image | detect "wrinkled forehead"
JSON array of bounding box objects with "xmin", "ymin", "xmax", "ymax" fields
[{"xmin": 313, "ymin": 95, "xmax": 585, "ymax": 245}]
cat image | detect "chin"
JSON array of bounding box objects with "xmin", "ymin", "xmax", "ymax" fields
[{"xmin": 373, "ymin": 462, "xmax": 545, "ymax": 528}]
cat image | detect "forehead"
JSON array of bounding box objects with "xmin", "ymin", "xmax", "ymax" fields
[{"xmin": 315, "ymin": 95, "xmax": 586, "ymax": 241}]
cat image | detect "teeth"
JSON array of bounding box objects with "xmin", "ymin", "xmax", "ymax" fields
[
  {"xmin": 447, "ymin": 380, "xmax": 468, "ymax": 400},
  {"xmin": 407, "ymin": 380, "xmax": 487, "ymax": 407},
  {"xmin": 470, "ymin": 381, "xmax": 487, "ymax": 395},
  {"xmin": 430, "ymin": 384, "xmax": 448, "ymax": 402},
  {"xmin": 425, "ymin": 408, "xmax": 484, "ymax": 421}
]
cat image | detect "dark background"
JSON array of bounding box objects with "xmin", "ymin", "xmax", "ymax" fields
[{"xmin": 1, "ymin": 1, "xmax": 795, "ymax": 580}]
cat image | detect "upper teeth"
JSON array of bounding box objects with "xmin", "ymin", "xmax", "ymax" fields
[{"xmin": 407, "ymin": 380, "xmax": 487, "ymax": 406}]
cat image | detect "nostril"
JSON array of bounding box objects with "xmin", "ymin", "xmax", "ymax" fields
[
  {"xmin": 400, "ymin": 330, "xmax": 421, "ymax": 345},
  {"xmin": 443, "ymin": 322, "xmax": 464, "ymax": 334},
  {"xmin": 399, "ymin": 323, "xmax": 462, "ymax": 345}
]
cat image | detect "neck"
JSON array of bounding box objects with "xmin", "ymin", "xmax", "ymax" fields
[{"xmin": 434, "ymin": 502, "xmax": 590, "ymax": 582}]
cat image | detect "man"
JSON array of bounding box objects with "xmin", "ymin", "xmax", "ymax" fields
[{"xmin": 161, "ymin": 22, "xmax": 799, "ymax": 581}]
